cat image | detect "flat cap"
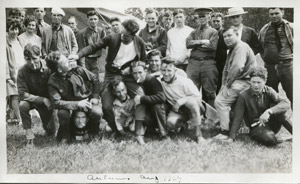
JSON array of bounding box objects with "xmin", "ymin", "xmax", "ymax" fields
[{"xmin": 51, "ymin": 8, "xmax": 65, "ymax": 16}]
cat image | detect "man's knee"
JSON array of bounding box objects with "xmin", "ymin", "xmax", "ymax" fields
[
  {"xmin": 89, "ymin": 105, "xmax": 102, "ymax": 119},
  {"xmin": 57, "ymin": 109, "xmax": 71, "ymax": 123},
  {"xmin": 251, "ymin": 127, "xmax": 277, "ymax": 146},
  {"xmin": 19, "ymin": 101, "xmax": 31, "ymax": 113},
  {"xmin": 184, "ymin": 98, "xmax": 199, "ymax": 112},
  {"xmin": 134, "ymin": 104, "xmax": 146, "ymax": 121}
]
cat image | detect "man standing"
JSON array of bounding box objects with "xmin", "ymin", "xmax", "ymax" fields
[
  {"xmin": 259, "ymin": 8, "xmax": 293, "ymax": 108},
  {"xmin": 67, "ymin": 16, "xmax": 80, "ymax": 35},
  {"xmin": 214, "ymin": 26, "xmax": 256, "ymax": 140},
  {"xmin": 131, "ymin": 61, "xmax": 169, "ymax": 139},
  {"xmin": 226, "ymin": 67, "xmax": 292, "ymax": 146},
  {"xmin": 68, "ymin": 19, "xmax": 147, "ymax": 144},
  {"xmin": 160, "ymin": 59, "xmax": 205, "ymax": 143},
  {"xmin": 18, "ymin": 44, "xmax": 55, "ymax": 146},
  {"xmin": 109, "ymin": 17, "xmax": 123, "ymax": 34},
  {"xmin": 76, "ymin": 10, "xmax": 106, "ymax": 79},
  {"xmin": 139, "ymin": 8, "xmax": 167, "ymax": 56},
  {"xmin": 41, "ymin": 8, "xmax": 78, "ymax": 58},
  {"xmin": 225, "ymin": 7, "xmax": 261, "ymax": 55},
  {"xmin": 186, "ymin": 8, "xmax": 219, "ymax": 108},
  {"xmin": 167, "ymin": 9, "xmax": 194, "ymax": 71},
  {"xmin": 34, "ymin": 8, "xmax": 50, "ymax": 38},
  {"xmin": 47, "ymin": 52, "xmax": 102, "ymax": 144}
]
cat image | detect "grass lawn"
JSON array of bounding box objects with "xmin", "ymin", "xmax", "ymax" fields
[{"xmin": 6, "ymin": 117, "xmax": 292, "ymax": 174}]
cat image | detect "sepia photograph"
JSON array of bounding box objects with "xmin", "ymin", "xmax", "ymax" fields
[{"xmin": 0, "ymin": 0, "xmax": 299, "ymax": 183}]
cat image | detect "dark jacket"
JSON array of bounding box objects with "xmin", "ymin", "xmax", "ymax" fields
[
  {"xmin": 140, "ymin": 75, "xmax": 166, "ymax": 105},
  {"xmin": 17, "ymin": 60, "xmax": 52, "ymax": 104},
  {"xmin": 241, "ymin": 25, "xmax": 262, "ymax": 55},
  {"xmin": 78, "ymin": 33, "xmax": 146, "ymax": 68}
]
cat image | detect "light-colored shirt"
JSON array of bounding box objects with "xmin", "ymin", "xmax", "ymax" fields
[
  {"xmin": 18, "ymin": 32, "xmax": 42, "ymax": 49},
  {"xmin": 113, "ymin": 41, "xmax": 136, "ymax": 67},
  {"xmin": 161, "ymin": 75, "xmax": 201, "ymax": 106},
  {"xmin": 167, "ymin": 26, "xmax": 194, "ymax": 65},
  {"xmin": 113, "ymin": 95, "xmax": 135, "ymax": 132},
  {"xmin": 11, "ymin": 39, "xmax": 25, "ymax": 70}
]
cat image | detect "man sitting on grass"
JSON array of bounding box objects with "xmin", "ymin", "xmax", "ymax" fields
[
  {"xmin": 160, "ymin": 58, "xmax": 205, "ymax": 143},
  {"xmin": 224, "ymin": 67, "xmax": 292, "ymax": 146},
  {"xmin": 47, "ymin": 51, "xmax": 102, "ymax": 144},
  {"xmin": 110, "ymin": 77, "xmax": 135, "ymax": 138}
]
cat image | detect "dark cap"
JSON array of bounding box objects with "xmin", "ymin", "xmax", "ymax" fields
[{"xmin": 194, "ymin": 8, "xmax": 214, "ymax": 15}]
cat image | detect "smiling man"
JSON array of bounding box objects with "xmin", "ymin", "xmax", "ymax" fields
[
  {"xmin": 214, "ymin": 25, "xmax": 256, "ymax": 140},
  {"xmin": 76, "ymin": 10, "xmax": 106, "ymax": 79},
  {"xmin": 139, "ymin": 8, "xmax": 167, "ymax": 56},
  {"xmin": 226, "ymin": 67, "xmax": 292, "ymax": 146}
]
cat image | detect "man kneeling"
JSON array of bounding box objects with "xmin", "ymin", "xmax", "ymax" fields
[
  {"xmin": 226, "ymin": 67, "xmax": 292, "ymax": 146},
  {"xmin": 160, "ymin": 58, "xmax": 205, "ymax": 143}
]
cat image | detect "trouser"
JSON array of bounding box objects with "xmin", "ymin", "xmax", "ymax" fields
[
  {"xmin": 56, "ymin": 103, "xmax": 102, "ymax": 141},
  {"xmin": 19, "ymin": 101, "xmax": 55, "ymax": 135},
  {"xmin": 85, "ymin": 57, "xmax": 100, "ymax": 81},
  {"xmin": 250, "ymin": 112, "xmax": 292, "ymax": 146},
  {"xmin": 186, "ymin": 59, "xmax": 218, "ymax": 108},
  {"xmin": 166, "ymin": 97, "xmax": 203, "ymax": 135},
  {"xmin": 144, "ymin": 103, "xmax": 168, "ymax": 137},
  {"xmin": 265, "ymin": 60, "xmax": 293, "ymax": 108},
  {"xmin": 101, "ymin": 71, "xmax": 146, "ymax": 135},
  {"xmin": 215, "ymin": 80, "xmax": 250, "ymax": 131}
]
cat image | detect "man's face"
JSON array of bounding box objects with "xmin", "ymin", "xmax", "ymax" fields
[
  {"xmin": 149, "ymin": 55, "xmax": 161, "ymax": 72},
  {"xmin": 132, "ymin": 65, "xmax": 147, "ymax": 84},
  {"xmin": 25, "ymin": 54, "xmax": 40, "ymax": 70},
  {"xmin": 121, "ymin": 28, "xmax": 134, "ymax": 45},
  {"xmin": 20, "ymin": 11, "xmax": 26, "ymax": 22},
  {"xmin": 68, "ymin": 18, "xmax": 77, "ymax": 30},
  {"xmin": 229, "ymin": 15, "xmax": 243, "ymax": 26},
  {"xmin": 212, "ymin": 17, "xmax": 223, "ymax": 30},
  {"xmin": 34, "ymin": 8, "xmax": 45, "ymax": 20},
  {"xmin": 146, "ymin": 12, "xmax": 158, "ymax": 28},
  {"xmin": 161, "ymin": 63, "xmax": 176, "ymax": 82},
  {"xmin": 88, "ymin": 15, "xmax": 99, "ymax": 29},
  {"xmin": 74, "ymin": 111, "xmax": 88, "ymax": 129},
  {"xmin": 174, "ymin": 13, "xmax": 185, "ymax": 27},
  {"xmin": 10, "ymin": 15, "xmax": 20, "ymax": 22},
  {"xmin": 57, "ymin": 56, "xmax": 71, "ymax": 76},
  {"xmin": 51, "ymin": 13, "xmax": 63, "ymax": 25},
  {"xmin": 8, "ymin": 26, "xmax": 19, "ymax": 38},
  {"xmin": 269, "ymin": 8, "xmax": 284, "ymax": 24},
  {"xmin": 26, "ymin": 21, "xmax": 36, "ymax": 33},
  {"xmin": 162, "ymin": 16, "xmax": 173, "ymax": 27},
  {"xmin": 223, "ymin": 28, "xmax": 238, "ymax": 48},
  {"xmin": 113, "ymin": 82, "xmax": 128, "ymax": 101},
  {"xmin": 250, "ymin": 76, "xmax": 266, "ymax": 94},
  {"xmin": 196, "ymin": 13, "xmax": 210, "ymax": 26},
  {"xmin": 111, "ymin": 21, "xmax": 123, "ymax": 34}
]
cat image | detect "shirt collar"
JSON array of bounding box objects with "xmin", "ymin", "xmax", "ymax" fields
[
  {"xmin": 250, "ymin": 86, "xmax": 266, "ymax": 96},
  {"xmin": 88, "ymin": 26, "xmax": 98, "ymax": 32},
  {"xmin": 146, "ymin": 24, "xmax": 159, "ymax": 32}
]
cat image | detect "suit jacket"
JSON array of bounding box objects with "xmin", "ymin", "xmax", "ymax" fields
[
  {"xmin": 41, "ymin": 24, "xmax": 78, "ymax": 56},
  {"xmin": 241, "ymin": 26, "xmax": 262, "ymax": 55}
]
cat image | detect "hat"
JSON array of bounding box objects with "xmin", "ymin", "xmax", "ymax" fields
[
  {"xmin": 194, "ymin": 8, "xmax": 214, "ymax": 15},
  {"xmin": 51, "ymin": 8, "xmax": 65, "ymax": 16},
  {"xmin": 225, "ymin": 7, "xmax": 248, "ymax": 17}
]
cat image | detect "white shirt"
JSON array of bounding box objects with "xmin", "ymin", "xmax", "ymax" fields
[
  {"xmin": 18, "ymin": 33, "xmax": 42, "ymax": 50},
  {"xmin": 11, "ymin": 39, "xmax": 25, "ymax": 70},
  {"xmin": 167, "ymin": 26, "xmax": 194, "ymax": 65},
  {"xmin": 236, "ymin": 24, "xmax": 243, "ymax": 40},
  {"xmin": 113, "ymin": 41, "xmax": 136, "ymax": 67}
]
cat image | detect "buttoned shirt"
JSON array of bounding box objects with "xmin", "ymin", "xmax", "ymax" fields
[
  {"xmin": 50, "ymin": 25, "xmax": 69, "ymax": 56},
  {"xmin": 229, "ymin": 86, "xmax": 290, "ymax": 139}
]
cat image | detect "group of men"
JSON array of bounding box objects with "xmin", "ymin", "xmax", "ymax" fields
[{"xmin": 8, "ymin": 7, "xmax": 293, "ymax": 147}]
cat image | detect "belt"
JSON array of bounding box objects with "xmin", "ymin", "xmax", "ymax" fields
[{"xmin": 191, "ymin": 56, "xmax": 215, "ymax": 61}]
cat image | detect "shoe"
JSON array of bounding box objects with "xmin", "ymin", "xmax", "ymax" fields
[
  {"xmin": 26, "ymin": 139, "xmax": 34, "ymax": 147},
  {"xmin": 276, "ymin": 135, "xmax": 293, "ymax": 143},
  {"xmin": 161, "ymin": 135, "xmax": 171, "ymax": 141},
  {"xmin": 213, "ymin": 133, "xmax": 229, "ymax": 140},
  {"xmin": 136, "ymin": 136, "xmax": 145, "ymax": 145},
  {"xmin": 196, "ymin": 136, "xmax": 206, "ymax": 144}
]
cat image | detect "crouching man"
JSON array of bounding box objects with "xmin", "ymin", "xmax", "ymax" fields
[
  {"xmin": 131, "ymin": 61, "xmax": 169, "ymax": 140},
  {"xmin": 226, "ymin": 67, "xmax": 292, "ymax": 146},
  {"xmin": 47, "ymin": 52, "xmax": 102, "ymax": 144},
  {"xmin": 160, "ymin": 58, "xmax": 205, "ymax": 143},
  {"xmin": 17, "ymin": 44, "xmax": 55, "ymax": 146}
]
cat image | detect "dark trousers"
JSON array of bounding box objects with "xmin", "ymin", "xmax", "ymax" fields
[
  {"xmin": 250, "ymin": 112, "xmax": 292, "ymax": 146},
  {"xmin": 145, "ymin": 103, "xmax": 168, "ymax": 137},
  {"xmin": 101, "ymin": 72, "xmax": 146, "ymax": 135},
  {"xmin": 19, "ymin": 101, "xmax": 55, "ymax": 135},
  {"xmin": 265, "ymin": 60, "xmax": 293, "ymax": 108},
  {"xmin": 186, "ymin": 59, "xmax": 218, "ymax": 108},
  {"xmin": 57, "ymin": 104, "xmax": 102, "ymax": 141}
]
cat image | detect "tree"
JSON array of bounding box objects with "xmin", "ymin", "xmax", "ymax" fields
[{"xmin": 124, "ymin": 8, "xmax": 144, "ymax": 20}]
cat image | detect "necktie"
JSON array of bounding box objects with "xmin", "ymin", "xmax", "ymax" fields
[{"xmin": 273, "ymin": 23, "xmax": 283, "ymax": 51}]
